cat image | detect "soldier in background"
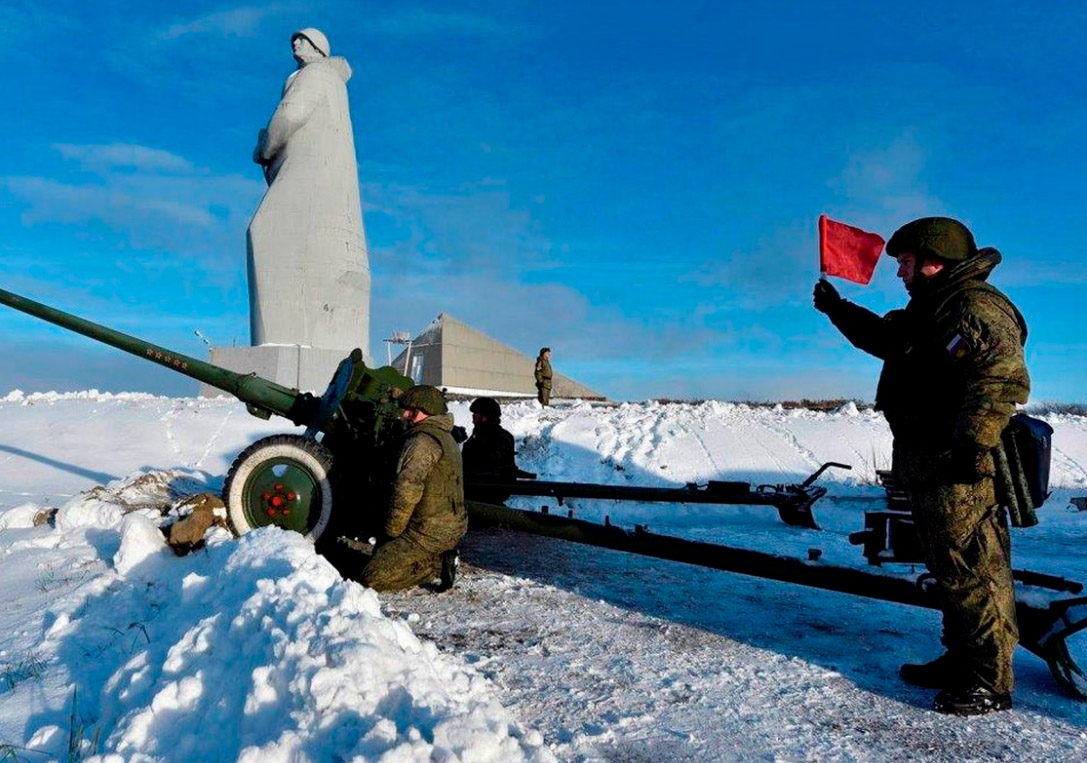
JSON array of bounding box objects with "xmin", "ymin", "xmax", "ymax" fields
[
  {"xmin": 813, "ymin": 217, "xmax": 1029, "ymax": 716},
  {"xmin": 462, "ymin": 397, "xmax": 519, "ymax": 504},
  {"xmin": 534, "ymin": 347, "xmax": 553, "ymax": 406},
  {"xmin": 359, "ymin": 385, "xmax": 466, "ymax": 592}
]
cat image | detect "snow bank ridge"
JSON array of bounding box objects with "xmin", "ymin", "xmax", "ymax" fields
[{"xmin": 34, "ymin": 497, "xmax": 553, "ymax": 761}]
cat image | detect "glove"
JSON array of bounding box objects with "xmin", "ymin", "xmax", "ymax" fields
[
  {"xmin": 813, "ymin": 279, "xmax": 843, "ymax": 314},
  {"xmin": 937, "ymin": 445, "xmax": 990, "ymax": 485},
  {"xmin": 451, "ymin": 425, "xmax": 468, "ymax": 444}
]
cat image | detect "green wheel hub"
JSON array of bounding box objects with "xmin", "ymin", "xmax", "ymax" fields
[
  {"xmin": 223, "ymin": 434, "xmax": 335, "ymax": 540},
  {"xmin": 242, "ymin": 457, "xmax": 322, "ymax": 534}
]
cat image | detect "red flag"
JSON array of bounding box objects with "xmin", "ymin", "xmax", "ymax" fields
[{"xmin": 819, "ymin": 214, "xmax": 885, "ymax": 284}]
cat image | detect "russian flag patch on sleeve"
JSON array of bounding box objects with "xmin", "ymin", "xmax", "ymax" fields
[{"xmin": 946, "ymin": 333, "xmax": 971, "ymax": 359}]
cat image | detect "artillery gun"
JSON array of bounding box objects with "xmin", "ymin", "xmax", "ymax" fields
[
  {"xmin": 3, "ymin": 285, "xmax": 1086, "ymax": 699},
  {"xmin": 0, "ymin": 285, "xmax": 414, "ymax": 543}
]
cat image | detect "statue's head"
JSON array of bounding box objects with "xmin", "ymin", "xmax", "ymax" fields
[{"xmin": 291, "ymin": 28, "xmax": 330, "ymax": 63}]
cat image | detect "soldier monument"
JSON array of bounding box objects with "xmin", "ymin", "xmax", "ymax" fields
[{"xmin": 208, "ymin": 27, "xmax": 371, "ymax": 392}]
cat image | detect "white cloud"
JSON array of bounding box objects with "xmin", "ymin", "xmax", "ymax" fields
[
  {"xmin": 155, "ymin": 4, "xmax": 290, "ymax": 41},
  {"xmin": 2, "ymin": 176, "xmax": 216, "ymax": 228},
  {"xmin": 53, "ymin": 143, "xmax": 199, "ymax": 175},
  {"xmin": 1, "ymin": 159, "xmax": 263, "ymax": 259}
]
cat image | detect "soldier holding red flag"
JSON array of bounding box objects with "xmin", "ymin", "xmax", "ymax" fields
[{"xmin": 813, "ymin": 217, "xmax": 1030, "ymax": 716}]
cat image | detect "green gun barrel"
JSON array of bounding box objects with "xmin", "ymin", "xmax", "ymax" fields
[{"xmin": 0, "ymin": 286, "xmax": 309, "ymax": 423}]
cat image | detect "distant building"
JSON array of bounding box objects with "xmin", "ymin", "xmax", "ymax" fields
[{"xmin": 389, "ymin": 314, "xmax": 604, "ymax": 400}]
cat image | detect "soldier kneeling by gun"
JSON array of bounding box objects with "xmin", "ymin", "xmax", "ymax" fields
[{"xmin": 356, "ymin": 385, "xmax": 466, "ymax": 592}]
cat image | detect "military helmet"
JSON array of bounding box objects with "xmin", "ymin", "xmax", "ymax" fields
[
  {"xmin": 399, "ymin": 385, "xmax": 448, "ymax": 415},
  {"xmin": 886, "ymin": 217, "xmax": 977, "ymax": 262},
  {"xmin": 292, "ymin": 28, "xmax": 330, "ymax": 57},
  {"xmin": 469, "ymin": 396, "xmax": 501, "ymax": 421}
]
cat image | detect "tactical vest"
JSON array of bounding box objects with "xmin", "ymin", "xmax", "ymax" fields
[{"xmin": 403, "ymin": 420, "xmax": 467, "ymax": 548}]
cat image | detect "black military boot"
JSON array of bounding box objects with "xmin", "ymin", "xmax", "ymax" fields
[
  {"xmin": 933, "ymin": 684, "xmax": 1012, "ymax": 716},
  {"xmin": 899, "ymin": 652, "xmax": 960, "ymax": 689},
  {"xmin": 436, "ymin": 549, "xmax": 459, "ymax": 592}
]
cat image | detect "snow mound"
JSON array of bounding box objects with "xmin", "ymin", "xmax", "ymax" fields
[
  {"xmin": 54, "ymin": 494, "xmax": 128, "ymax": 533},
  {"xmin": 25, "ymin": 504, "xmax": 553, "ymax": 762},
  {"xmin": 113, "ymin": 514, "xmax": 171, "ymax": 576},
  {"xmin": 0, "ymin": 502, "xmax": 46, "ymax": 530}
]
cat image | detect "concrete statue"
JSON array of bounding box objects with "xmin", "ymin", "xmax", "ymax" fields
[{"xmin": 210, "ymin": 28, "xmax": 370, "ymax": 393}]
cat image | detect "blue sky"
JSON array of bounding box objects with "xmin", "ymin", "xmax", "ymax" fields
[{"xmin": 1, "ymin": 1, "xmax": 1085, "ymax": 402}]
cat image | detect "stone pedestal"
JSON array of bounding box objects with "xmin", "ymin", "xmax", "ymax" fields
[{"xmin": 200, "ymin": 345, "xmax": 353, "ymax": 397}]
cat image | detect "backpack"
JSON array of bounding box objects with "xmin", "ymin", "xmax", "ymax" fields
[
  {"xmin": 996, "ymin": 413, "xmax": 1054, "ymax": 527},
  {"xmin": 1004, "ymin": 413, "xmax": 1054, "ymax": 509}
]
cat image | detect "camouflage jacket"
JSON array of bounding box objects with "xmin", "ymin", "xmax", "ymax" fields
[
  {"xmin": 385, "ymin": 413, "xmax": 467, "ymax": 551},
  {"xmin": 535, "ymin": 357, "xmax": 553, "ymax": 388},
  {"xmin": 824, "ymin": 249, "xmax": 1029, "ymax": 453}
]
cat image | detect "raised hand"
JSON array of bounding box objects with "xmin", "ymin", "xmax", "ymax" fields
[{"xmin": 813, "ymin": 279, "xmax": 843, "ymax": 314}]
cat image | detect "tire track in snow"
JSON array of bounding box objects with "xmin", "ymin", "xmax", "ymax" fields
[
  {"xmin": 705, "ymin": 411, "xmax": 789, "ymax": 481},
  {"xmin": 632, "ymin": 409, "xmax": 672, "ymax": 471},
  {"xmin": 680, "ymin": 409, "xmax": 723, "ymax": 479},
  {"xmin": 598, "ymin": 408, "xmax": 651, "ymax": 471},
  {"xmin": 760, "ymin": 414, "xmax": 823, "ymax": 474}
]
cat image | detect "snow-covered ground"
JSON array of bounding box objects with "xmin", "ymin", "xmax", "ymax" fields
[{"xmin": 2, "ymin": 391, "xmax": 1087, "ymax": 761}]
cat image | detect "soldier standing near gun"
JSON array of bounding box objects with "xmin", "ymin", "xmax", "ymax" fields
[
  {"xmin": 359, "ymin": 385, "xmax": 466, "ymax": 592},
  {"xmin": 534, "ymin": 347, "xmax": 553, "ymax": 406},
  {"xmin": 813, "ymin": 217, "xmax": 1029, "ymax": 716}
]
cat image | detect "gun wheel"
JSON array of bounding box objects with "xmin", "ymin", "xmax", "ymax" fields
[{"xmin": 223, "ymin": 434, "xmax": 334, "ymax": 541}]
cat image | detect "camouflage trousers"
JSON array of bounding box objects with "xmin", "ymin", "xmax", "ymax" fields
[
  {"xmin": 908, "ymin": 477, "xmax": 1018, "ymax": 694},
  {"xmin": 358, "ymin": 535, "xmax": 443, "ymax": 592},
  {"xmin": 537, "ymin": 384, "xmax": 551, "ymax": 406}
]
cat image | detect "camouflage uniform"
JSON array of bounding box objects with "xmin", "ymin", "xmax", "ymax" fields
[
  {"xmin": 360, "ymin": 412, "xmax": 468, "ymax": 591},
  {"xmin": 820, "ymin": 246, "xmax": 1029, "ymax": 695},
  {"xmin": 535, "ymin": 351, "xmax": 553, "ymax": 406}
]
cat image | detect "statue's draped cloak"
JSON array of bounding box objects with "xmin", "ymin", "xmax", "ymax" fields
[{"xmin": 247, "ymin": 55, "xmax": 370, "ymax": 355}]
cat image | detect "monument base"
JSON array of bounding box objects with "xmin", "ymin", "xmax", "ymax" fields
[{"xmin": 201, "ymin": 345, "xmax": 355, "ymax": 397}]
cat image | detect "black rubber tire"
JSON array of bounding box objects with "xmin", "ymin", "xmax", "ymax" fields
[{"xmin": 222, "ymin": 434, "xmax": 335, "ymax": 541}]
